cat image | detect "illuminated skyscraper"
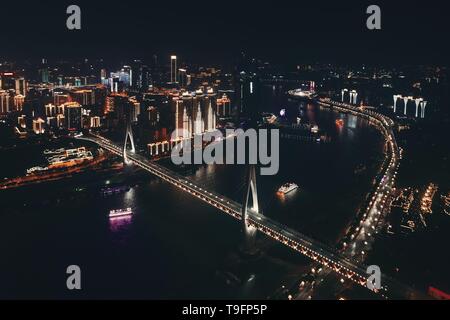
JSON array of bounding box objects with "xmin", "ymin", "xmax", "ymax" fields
[
  {"xmin": 0, "ymin": 72, "xmax": 15, "ymax": 90},
  {"xmin": 0, "ymin": 90, "xmax": 11, "ymax": 114},
  {"xmin": 90, "ymin": 116, "xmax": 101, "ymax": 128},
  {"xmin": 53, "ymin": 91, "xmax": 70, "ymax": 107},
  {"xmin": 14, "ymin": 94, "xmax": 25, "ymax": 111},
  {"xmin": 32, "ymin": 118, "xmax": 45, "ymax": 134},
  {"xmin": 18, "ymin": 115, "xmax": 26, "ymax": 128},
  {"xmin": 15, "ymin": 78, "xmax": 27, "ymax": 97},
  {"xmin": 56, "ymin": 114, "xmax": 65, "ymax": 128},
  {"xmin": 128, "ymin": 97, "xmax": 141, "ymax": 122},
  {"xmin": 71, "ymin": 89, "xmax": 96, "ymax": 106},
  {"xmin": 45, "ymin": 103, "xmax": 57, "ymax": 117},
  {"xmin": 100, "ymin": 69, "xmax": 109, "ymax": 86},
  {"xmin": 217, "ymin": 94, "xmax": 231, "ymax": 117},
  {"xmin": 171, "ymin": 88, "xmax": 217, "ymax": 138},
  {"xmin": 122, "ymin": 65, "xmax": 132, "ymax": 87},
  {"xmin": 170, "ymin": 55, "xmax": 177, "ymax": 83},
  {"xmin": 179, "ymin": 69, "xmax": 187, "ymax": 88},
  {"xmin": 236, "ymin": 53, "xmax": 261, "ymax": 121},
  {"xmin": 139, "ymin": 65, "xmax": 150, "ymax": 91},
  {"xmin": 40, "ymin": 68, "xmax": 49, "ymax": 83},
  {"xmin": 64, "ymin": 102, "xmax": 82, "ymax": 130}
]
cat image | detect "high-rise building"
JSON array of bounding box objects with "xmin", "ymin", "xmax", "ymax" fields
[
  {"xmin": 106, "ymin": 94, "xmax": 128, "ymax": 123},
  {"xmin": 236, "ymin": 53, "xmax": 262, "ymax": 121},
  {"xmin": 56, "ymin": 114, "xmax": 65, "ymax": 128},
  {"xmin": 109, "ymin": 77, "xmax": 122, "ymax": 93},
  {"xmin": 32, "ymin": 118, "xmax": 45, "ymax": 134},
  {"xmin": 178, "ymin": 69, "xmax": 188, "ymax": 88},
  {"xmin": 130, "ymin": 61, "xmax": 141, "ymax": 90},
  {"xmin": 14, "ymin": 94, "xmax": 25, "ymax": 111},
  {"xmin": 170, "ymin": 55, "xmax": 177, "ymax": 83},
  {"xmin": 0, "ymin": 72, "xmax": 15, "ymax": 90},
  {"xmin": 108, "ymin": 66, "xmax": 132, "ymax": 93},
  {"xmin": 40, "ymin": 68, "xmax": 49, "ymax": 83},
  {"xmin": 46, "ymin": 117, "xmax": 56, "ymax": 128},
  {"xmin": 100, "ymin": 69, "xmax": 108, "ymax": 86},
  {"xmin": 139, "ymin": 65, "xmax": 150, "ymax": 91},
  {"xmin": 90, "ymin": 116, "xmax": 101, "ymax": 128},
  {"xmin": 45, "ymin": 103, "xmax": 57, "ymax": 117},
  {"xmin": 18, "ymin": 115, "xmax": 26, "ymax": 128},
  {"xmin": 15, "ymin": 78, "xmax": 27, "ymax": 97},
  {"xmin": 0, "ymin": 90, "xmax": 11, "ymax": 114},
  {"xmin": 146, "ymin": 106, "xmax": 159, "ymax": 127},
  {"xmin": 122, "ymin": 66, "xmax": 132, "ymax": 87},
  {"xmin": 171, "ymin": 88, "xmax": 217, "ymax": 138},
  {"xmin": 128, "ymin": 97, "xmax": 141, "ymax": 122},
  {"xmin": 71, "ymin": 89, "xmax": 95, "ymax": 106},
  {"xmin": 64, "ymin": 102, "xmax": 82, "ymax": 130},
  {"xmin": 217, "ymin": 93, "xmax": 231, "ymax": 117},
  {"xmin": 53, "ymin": 91, "xmax": 71, "ymax": 107}
]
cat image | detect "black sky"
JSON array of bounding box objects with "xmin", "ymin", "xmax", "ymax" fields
[{"xmin": 2, "ymin": 0, "xmax": 450, "ymax": 65}]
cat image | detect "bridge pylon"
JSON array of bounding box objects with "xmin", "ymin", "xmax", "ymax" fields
[
  {"xmin": 123, "ymin": 116, "xmax": 135, "ymax": 165},
  {"xmin": 241, "ymin": 164, "xmax": 259, "ymax": 253}
]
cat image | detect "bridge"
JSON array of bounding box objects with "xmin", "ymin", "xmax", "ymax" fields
[{"xmin": 78, "ymin": 99, "xmax": 427, "ymax": 299}]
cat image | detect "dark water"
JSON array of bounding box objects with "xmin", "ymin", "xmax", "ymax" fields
[{"xmin": 0, "ymin": 85, "xmax": 385, "ymax": 299}]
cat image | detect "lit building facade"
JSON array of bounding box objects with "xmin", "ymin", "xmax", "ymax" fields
[
  {"xmin": 216, "ymin": 93, "xmax": 231, "ymax": 117},
  {"xmin": 64, "ymin": 102, "xmax": 82, "ymax": 130},
  {"xmin": 0, "ymin": 90, "xmax": 11, "ymax": 114},
  {"xmin": 90, "ymin": 116, "xmax": 101, "ymax": 128},
  {"xmin": 32, "ymin": 118, "xmax": 45, "ymax": 134},
  {"xmin": 14, "ymin": 94, "xmax": 25, "ymax": 111},
  {"xmin": 170, "ymin": 55, "xmax": 177, "ymax": 84},
  {"xmin": 172, "ymin": 88, "xmax": 217, "ymax": 139},
  {"xmin": 15, "ymin": 78, "xmax": 27, "ymax": 97}
]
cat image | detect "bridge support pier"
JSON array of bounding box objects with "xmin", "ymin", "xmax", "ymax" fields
[
  {"xmin": 241, "ymin": 165, "xmax": 259, "ymax": 255},
  {"xmin": 123, "ymin": 117, "xmax": 135, "ymax": 164}
]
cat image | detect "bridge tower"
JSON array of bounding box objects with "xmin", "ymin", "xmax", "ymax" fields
[
  {"xmin": 241, "ymin": 164, "xmax": 259, "ymax": 253},
  {"xmin": 123, "ymin": 115, "xmax": 135, "ymax": 164}
]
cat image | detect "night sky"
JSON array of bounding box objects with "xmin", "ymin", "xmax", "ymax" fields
[{"xmin": 2, "ymin": 0, "xmax": 449, "ymax": 65}]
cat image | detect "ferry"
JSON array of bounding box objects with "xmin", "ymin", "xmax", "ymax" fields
[
  {"xmin": 288, "ymin": 89, "xmax": 317, "ymax": 100},
  {"xmin": 109, "ymin": 208, "xmax": 132, "ymax": 218},
  {"xmin": 311, "ymin": 125, "xmax": 319, "ymax": 134},
  {"xmin": 101, "ymin": 185, "xmax": 130, "ymax": 195},
  {"xmin": 278, "ymin": 183, "xmax": 299, "ymax": 195},
  {"xmin": 336, "ymin": 119, "xmax": 345, "ymax": 127}
]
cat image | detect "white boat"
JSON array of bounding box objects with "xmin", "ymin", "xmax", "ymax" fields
[
  {"xmin": 278, "ymin": 183, "xmax": 299, "ymax": 195},
  {"xmin": 109, "ymin": 207, "xmax": 132, "ymax": 218},
  {"xmin": 288, "ymin": 89, "xmax": 317, "ymax": 99}
]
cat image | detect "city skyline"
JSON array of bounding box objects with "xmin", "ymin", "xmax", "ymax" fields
[{"xmin": 0, "ymin": 1, "xmax": 449, "ymax": 304}]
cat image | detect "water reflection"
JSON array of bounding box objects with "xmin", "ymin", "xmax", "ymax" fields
[{"xmin": 109, "ymin": 215, "xmax": 133, "ymax": 232}]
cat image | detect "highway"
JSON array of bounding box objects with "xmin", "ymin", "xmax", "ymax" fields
[{"xmin": 318, "ymin": 99, "xmax": 400, "ymax": 263}]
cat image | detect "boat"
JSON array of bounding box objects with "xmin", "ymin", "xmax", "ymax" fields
[
  {"xmin": 109, "ymin": 208, "xmax": 132, "ymax": 218},
  {"xmin": 336, "ymin": 119, "xmax": 344, "ymax": 127},
  {"xmin": 278, "ymin": 183, "xmax": 299, "ymax": 195},
  {"xmin": 101, "ymin": 185, "xmax": 130, "ymax": 195},
  {"xmin": 288, "ymin": 89, "xmax": 318, "ymax": 100}
]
